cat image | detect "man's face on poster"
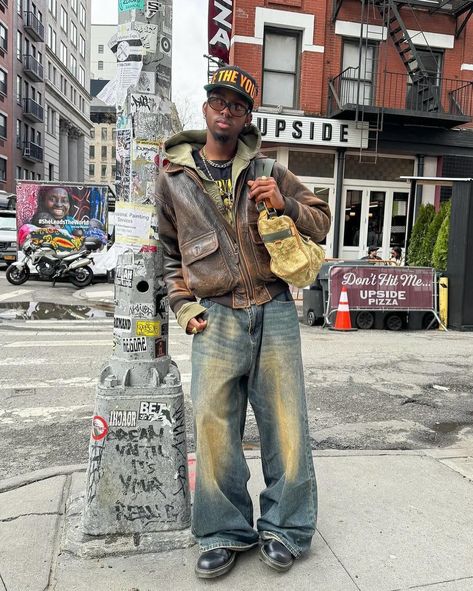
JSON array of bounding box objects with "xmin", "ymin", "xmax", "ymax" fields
[{"xmin": 44, "ymin": 188, "xmax": 70, "ymax": 220}]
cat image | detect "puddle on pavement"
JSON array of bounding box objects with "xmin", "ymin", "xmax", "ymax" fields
[
  {"xmin": 432, "ymin": 421, "xmax": 473, "ymax": 434},
  {"xmin": 0, "ymin": 301, "xmax": 114, "ymax": 320}
]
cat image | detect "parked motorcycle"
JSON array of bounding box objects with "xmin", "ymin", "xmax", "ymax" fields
[{"xmin": 6, "ymin": 237, "xmax": 102, "ymax": 288}]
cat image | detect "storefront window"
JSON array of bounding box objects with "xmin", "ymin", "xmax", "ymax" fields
[
  {"xmin": 390, "ymin": 192, "xmax": 408, "ymax": 247},
  {"xmin": 368, "ymin": 191, "xmax": 385, "ymax": 247},
  {"xmin": 314, "ymin": 187, "xmax": 330, "ymax": 245},
  {"xmin": 344, "ymin": 190, "xmax": 363, "ymax": 247}
]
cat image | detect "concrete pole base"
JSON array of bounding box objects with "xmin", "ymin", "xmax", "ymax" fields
[{"xmin": 62, "ymin": 494, "xmax": 195, "ymax": 559}]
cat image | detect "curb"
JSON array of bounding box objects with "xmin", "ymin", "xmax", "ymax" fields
[
  {"xmin": 0, "ymin": 464, "xmax": 87, "ymax": 493},
  {"xmin": 2, "ymin": 449, "xmax": 471, "ymax": 494}
]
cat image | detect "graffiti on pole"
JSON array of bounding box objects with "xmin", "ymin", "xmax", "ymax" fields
[{"xmin": 116, "ymin": 130, "xmax": 132, "ymax": 202}]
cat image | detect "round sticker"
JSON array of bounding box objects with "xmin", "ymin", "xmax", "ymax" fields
[{"xmin": 92, "ymin": 415, "xmax": 108, "ymax": 441}]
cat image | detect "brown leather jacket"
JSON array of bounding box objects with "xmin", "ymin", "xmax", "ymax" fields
[{"xmin": 156, "ymin": 132, "xmax": 331, "ymax": 315}]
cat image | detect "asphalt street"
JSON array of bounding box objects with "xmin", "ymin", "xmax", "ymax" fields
[{"xmin": 1, "ymin": 268, "xmax": 473, "ymax": 481}]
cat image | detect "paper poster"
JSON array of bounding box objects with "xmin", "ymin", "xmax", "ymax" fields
[{"xmin": 114, "ymin": 202, "xmax": 153, "ymax": 249}]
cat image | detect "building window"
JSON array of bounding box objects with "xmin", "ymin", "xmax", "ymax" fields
[
  {"xmin": 112, "ymin": 127, "xmax": 116, "ymax": 141},
  {"xmin": 79, "ymin": 35, "xmax": 85, "ymax": 58},
  {"xmin": 60, "ymin": 6, "xmax": 68, "ymax": 33},
  {"xmin": 89, "ymin": 163, "xmax": 95, "ymax": 177},
  {"xmin": 47, "ymin": 26, "xmax": 57, "ymax": 53},
  {"xmin": 46, "ymin": 106, "xmax": 56, "ymax": 135},
  {"xmin": 90, "ymin": 128, "xmax": 95, "ymax": 139},
  {"xmin": 78, "ymin": 66, "xmax": 85, "ymax": 87},
  {"xmin": 16, "ymin": 166, "xmax": 21, "ymax": 180},
  {"xmin": 16, "ymin": 120, "xmax": 21, "ymax": 148},
  {"xmin": 60, "ymin": 42, "xmax": 67, "ymax": 66},
  {"xmin": 0, "ymin": 158, "xmax": 6, "ymax": 182},
  {"xmin": 71, "ymin": 0, "xmax": 77, "ymax": 13},
  {"xmin": 61, "ymin": 76, "xmax": 67, "ymax": 94},
  {"xmin": 262, "ymin": 29, "xmax": 300, "ymax": 109},
  {"xmin": 16, "ymin": 75, "xmax": 22, "ymax": 103},
  {"xmin": 70, "ymin": 21, "xmax": 77, "ymax": 46},
  {"xmin": 79, "ymin": 4, "xmax": 86, "ymax": 27},
  {"xmin": 0, "ymin": 114, "xmax": 7, "ymax": 139},
  {"xmin": 0, "ymin": 70, "xmax": 6, "ymax": 96},
  {"xmin": 101, "ymin": 145, "xmax": 107, "ymax": 160},
  {"xmin": 101, "ymin": 127, "xmax": 107, "ymax": 141},
  {"xmin": 111, "ymin": 164, "xmax": 116, "ymax": 178},
  {"xmin": 97, "ymin": 60, "xmax": 103, "ymax": 71},
  {"xmin": 89, "ymin": 144, "xmax": 95, "ymax": 159},
  {"xmin": 48, "ymin": 0, "xmax": 57, "ymax": 18},
  {"xmin": 112, "ymin": 146, "xmax": 116, "ymax": 159},
  {"xmin": 0, "ymin": 24, "xmax": 7, "ymax": 52},
  {"xmin": 342, "ymin": 40, "xmax": 375, "ymax": 106},
  {"xmin": 98, "ymin": 44, "xmax": 104, "ymax": 54},
  {"xmin": 17, "ymin": 32, "xmax": 22, "ymax": 61},
  {"xmin": 70, "ymin": 54, "xmax": 77, "ymax": 77},
  {"xmin": 17, "ymin": 0, "xmax": 22, "ymax": 15},
  {"xmin": 101, "ymin": 164, "xmax": 107, "ymax": 178}
]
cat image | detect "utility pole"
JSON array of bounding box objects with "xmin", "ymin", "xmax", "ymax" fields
[{"xmin": 65, "ymin": 0, "xmax": 193, "ymax": 557}]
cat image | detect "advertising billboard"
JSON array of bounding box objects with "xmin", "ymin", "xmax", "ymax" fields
[{"xmin": 16, "ymin": 183, "xmax": 109, "ymax": 252}]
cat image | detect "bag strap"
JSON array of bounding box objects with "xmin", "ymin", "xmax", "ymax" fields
[{"xmin": 254, "ymin": 158, "xmax": 277, "ymax": 218}]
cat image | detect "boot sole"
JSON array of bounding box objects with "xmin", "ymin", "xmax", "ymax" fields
[
  {"xmin": 259, "ymin": 546, "xmax": 294, "ymax": 572},
  {"xmin": 195, "ymin": 551, "xmax": 236, "ymax": 579}
]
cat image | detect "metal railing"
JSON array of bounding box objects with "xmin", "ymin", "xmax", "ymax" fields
[
  {"xmin": 23, "ymin": 141, "xmax": 43, "ymax": 162},
  {"xmin": 24, "ymin": 11, "xmax": 45, "ymax": 42},
  {"xmin": 23, "ymin": 97, "xmax": 44, "ymax": 122},
  {"xmin": 23, "ymin": 54, "xmax": 44, "ymax": 81},
  {"xmin": 328, "ymin": 67, "xmax": 473, "ymax": 119}
]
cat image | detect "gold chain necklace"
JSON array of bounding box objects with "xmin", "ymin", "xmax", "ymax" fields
[{"xmin": 199, "ymin": 150, "xmax": 234, "ymax": 212}]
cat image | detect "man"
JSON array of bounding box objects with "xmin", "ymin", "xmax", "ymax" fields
[
  {"xmin": 156, "ymin": 65, "xmax": 330, "ymax": 579},
  {"xmin": 362, "ymin": 245, "xmax": 382, "ymax": 261}
]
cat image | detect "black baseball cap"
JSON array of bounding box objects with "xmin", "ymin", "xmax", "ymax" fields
[{"xmin": 204, "ymin": 65, "xmax": 258, "ymax": 109}]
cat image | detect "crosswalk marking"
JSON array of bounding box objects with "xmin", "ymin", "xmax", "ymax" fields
[
  {"xmin": 0, "ymin": 289, "xmax": 32, "ymax": 303},
  {"xmin": 4, "ymin": 340, "xmax": 112, "ymax": 348}
]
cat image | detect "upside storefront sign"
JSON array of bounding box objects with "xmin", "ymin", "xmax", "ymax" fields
[
  {"xmin": 329, "ymin": 266, "xmax": 436, "ymax": 311},
  {"xmin": 208, "ymin": 0, "xmax": 233, "ymax": 63}
]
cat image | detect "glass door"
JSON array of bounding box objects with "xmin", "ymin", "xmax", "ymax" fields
[{"xmin": 340, "ymin": 188, "xmax": 386, "ymax": 260}]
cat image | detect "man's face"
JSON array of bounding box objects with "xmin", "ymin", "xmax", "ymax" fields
[
  {"xmin": 45, "ymin": 188, "xmax": 70, "ymax": 220},
  {"xmin": 203, "ymin": 88, "xmax": 252, "ymax": 144}
]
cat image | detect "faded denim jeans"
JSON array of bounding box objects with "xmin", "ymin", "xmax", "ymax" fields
[{"xmin": 190, "ymin": 291, "xmax": 317, "ymax": 558}]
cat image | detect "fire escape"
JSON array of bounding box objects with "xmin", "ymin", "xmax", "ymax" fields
[{"xmin": 329, "ymin": 0, "xmax": 473, "ymax": 161}]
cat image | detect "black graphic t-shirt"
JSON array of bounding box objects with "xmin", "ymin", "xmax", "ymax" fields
[{"xmin": 193, "ymin": 149, "xmax": 234, "ymax": 223}]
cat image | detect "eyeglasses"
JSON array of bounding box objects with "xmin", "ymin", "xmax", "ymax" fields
[{"xmin": 207, "ymin": 96, "xmax": 249, "ymax": 117}]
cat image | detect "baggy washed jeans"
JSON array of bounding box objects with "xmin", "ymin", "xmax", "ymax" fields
[{"xmin": 190, "ymin": 291, "xmax": 317, "ymax": 558}]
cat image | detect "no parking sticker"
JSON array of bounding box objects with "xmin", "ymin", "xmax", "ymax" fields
[{"xmin": 92, "ymin": 416, "xmax": 109, "ymax": 441}]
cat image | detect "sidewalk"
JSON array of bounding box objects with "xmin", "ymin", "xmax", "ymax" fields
[{"xmin": 1, "ymin": 449, "xmax": 473, "ymax": 591}]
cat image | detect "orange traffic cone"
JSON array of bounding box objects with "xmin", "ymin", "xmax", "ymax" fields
[{"xmin": 329, "ymin": 287, "xmax": 358, "ymax": 332}]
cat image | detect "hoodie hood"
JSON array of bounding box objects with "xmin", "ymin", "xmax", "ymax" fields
[{"xmin": 164, "ymin": 124, "xmax": 262, "ymax": 169}]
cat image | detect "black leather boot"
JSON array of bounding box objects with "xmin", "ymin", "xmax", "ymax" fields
[
  {"xmin": 195, "ymin": 548, "xmax": 236, "ymax": 579},
  {"xmin": 259, "ymin": 540, "xmax": 294, "ymax": 572}
]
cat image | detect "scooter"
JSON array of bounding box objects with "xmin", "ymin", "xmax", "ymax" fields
[{"xmin": 6, "ymin": 237, "xmax": 102, "ymax": 288}]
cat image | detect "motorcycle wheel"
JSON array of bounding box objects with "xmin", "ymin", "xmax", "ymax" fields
[
  {"xmin": 6, "ymin": 265, "xmax": 30, "ymax": 286},
  {"xmin": 70, "ymin": 266, "xmax": 93, "ymax": 288}
]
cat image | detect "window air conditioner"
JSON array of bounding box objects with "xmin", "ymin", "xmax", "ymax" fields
[{"xmin": 23, "ymin": 147, "xmax": 30, "ymax": 156}]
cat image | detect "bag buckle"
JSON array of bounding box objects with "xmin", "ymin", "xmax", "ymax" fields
[{"xmin": 256, "ymin": 200, "xmax": 278, "ymax": 218}]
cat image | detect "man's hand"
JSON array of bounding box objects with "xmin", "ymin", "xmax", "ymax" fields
[
  {"xmin": 186, "ymin": 315, "xmax": 207, "ymax": 335},
  {"xmin": 248, "ymin": 176, "xmax": 285, "ymax": 211}
]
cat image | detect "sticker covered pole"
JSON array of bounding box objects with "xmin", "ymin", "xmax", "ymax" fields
[{"xmin": 78, "ymin": 0, "xmax": 193, "ymax": 553}]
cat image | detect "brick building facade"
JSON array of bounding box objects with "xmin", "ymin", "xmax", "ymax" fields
[{"xmin": 229, "ymin": 0, "xmax": 473, "ymax": 260}]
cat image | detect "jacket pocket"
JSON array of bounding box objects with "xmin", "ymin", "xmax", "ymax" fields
[
  {"xmin": 249, "ymin": 223, "xmax": 274, "ymax": 282},
  {"xmin": 180, "ymin": 230, "xmax": 236, "ymax": 296}
]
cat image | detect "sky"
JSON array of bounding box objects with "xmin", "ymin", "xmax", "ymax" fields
[{"xmin": 91, "ymin": 0, "xmax": 209, "ymax": 127}]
